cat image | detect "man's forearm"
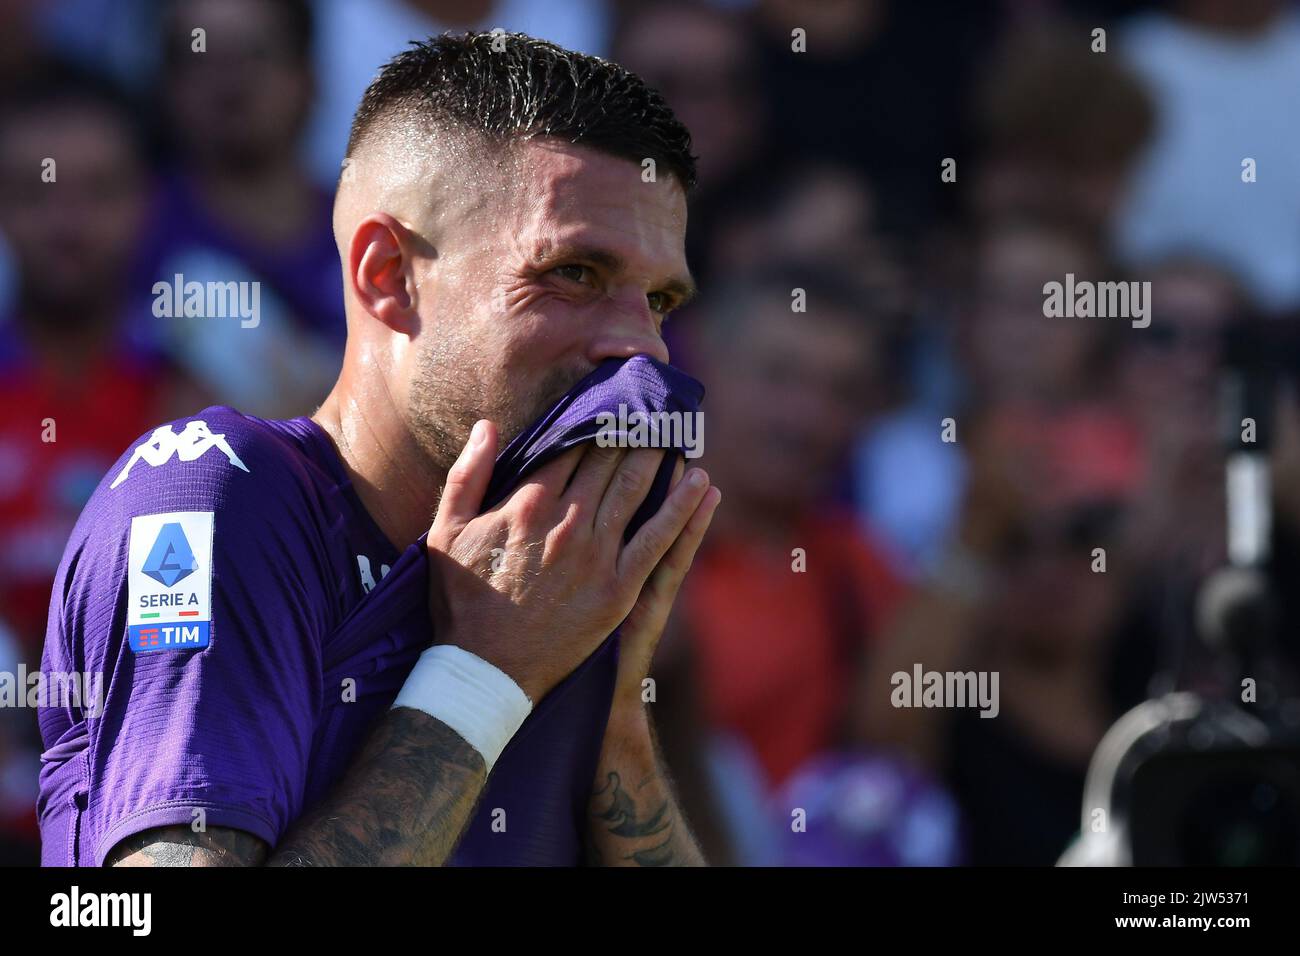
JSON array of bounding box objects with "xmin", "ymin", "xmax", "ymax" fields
[
  {"xmin": 269, "ymin": 707, "xmax": 486, "ymax": 866},
  {"xmin": 586, "ymin": 695, "xmax": 706, "ymax": 866}
]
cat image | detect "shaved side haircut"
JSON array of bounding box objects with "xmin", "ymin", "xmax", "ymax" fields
[{"xmin": 343, "ymin": 32, "xmax": 697, "ymax": 191}]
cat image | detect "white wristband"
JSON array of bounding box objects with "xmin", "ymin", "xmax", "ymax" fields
[{"xmin": 391, "ymin": 644, "xmax": 533, "ymax": 772}]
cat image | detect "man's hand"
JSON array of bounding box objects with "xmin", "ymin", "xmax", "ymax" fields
[
  {"xmin": 585, "ymin": 455, "xmax": 720, "ymax": 867},
  {"xmin": 107, "ymin": 428, "xmax": 720, "ymax": 868},
  {"xmin": 426, "ymin": 420, "xmax": 717, "ymax": 703},
  {"xmin": 612, "ymin": 455, "xmax": 721, "ymax": 706}
]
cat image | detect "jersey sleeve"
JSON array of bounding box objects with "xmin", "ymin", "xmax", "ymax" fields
[{"xmin": 52, "ymin": 410, "xmax": 336, "ymax": 865}]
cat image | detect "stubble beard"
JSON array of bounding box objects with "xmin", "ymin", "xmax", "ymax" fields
[{"xmin": 408, "ymin": 338, "xmax": 592, "ymax": 477}]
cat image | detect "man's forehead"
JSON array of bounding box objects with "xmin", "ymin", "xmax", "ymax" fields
[{"xmin": 506, "ymin": 139, "xmax": 688, "ymax": 248}]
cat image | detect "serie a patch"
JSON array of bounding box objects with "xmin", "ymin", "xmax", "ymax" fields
[{"xmin": 126, "ymin": 511, "xmax": 214, "ymax": 653}]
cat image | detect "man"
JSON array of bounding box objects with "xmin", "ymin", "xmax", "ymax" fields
[
  {"xmin": 0, "ymin": 71, "xmax": 204, "ymax": 657},
  {"xmin": 37, "ymin": 33, "xmax": 721, "ymax": 866},
  {"xmin": 668, "ymin": 268, "xmax": 906, "ymax": 789},
  {"xmin": 136, "ymin": 0, "xmax": 346, "ymax": 418},
  {"xmin": 643, "ymin": 267, "xmax": 906, "ymax": 865},
  {"xmin": 0, "ymin": 69, "xmax": 205, "ymax": 865}
]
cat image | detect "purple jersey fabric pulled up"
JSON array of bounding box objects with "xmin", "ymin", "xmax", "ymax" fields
[{"xmin": 36, "ymin": 355, "xmax": 704, "ymax": 866}]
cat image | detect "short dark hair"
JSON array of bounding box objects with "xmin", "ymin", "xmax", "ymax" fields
[
  {"xmin": 162, "ymin": 0, "xmax": 315, "ymax": 67},
  {"xmin": 976, "ymin": 23, "xmax": 1153, "ymax": 169},
  {"xmin": 346, "ymin": 32, "xmax": 697, "ymax": 189},
  {"xmin": 0, "ymin": 61, "xmax": 142, "ymax": 153}
]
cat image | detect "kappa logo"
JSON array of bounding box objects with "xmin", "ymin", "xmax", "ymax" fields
[
  {"xmin": 111, "ymin": 420, "xmax": 249, "ymax": 489},
  {"xmin": 357, "ymin": 554, "xmax": 391, "ymax": 594}
]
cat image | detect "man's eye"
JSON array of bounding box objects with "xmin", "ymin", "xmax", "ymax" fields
[
  {"xmin": 648, "ymin": 292, "xmax": 675, "ymax": 317},
  {"xmin": 552, "ymin": 264, "xmax": 593, "ymax": 285}
]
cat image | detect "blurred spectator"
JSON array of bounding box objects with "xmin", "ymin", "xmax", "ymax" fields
[
  {"xmin": 687, "ymin": 149, "xmax": 964, "ymax": 576},
  {"xmin": 952, "ymin": 215, "xmax": 1145, "ymax": 558},
  {"xmin": 30, "ymin": 0, "xmax": 160, "ymax": 100},
  {"xmin": 856, "ymin": 213, "xmax": 1132, "ymax": 577},
  {"xmin": 706, "ymin": 159, "xmax": 890, "ymax": 285},
  {"xmin": 304, "ymin": 0, "xmax": 612, "ymax": 187},
  {"xmin": 1115, "ymin": 256, "xmax": 1300, "ymax": 697},
  {"xmin": 856, "ymin": 403, "xmax": 1149, "ymax": 865},
  {"xmin": 0, "ymin": 617, "xmax": 38, "ymax": 864},
  {"xmin": 958, "ymin": 214, "xmax": 1121, "ymax": 407},
  {"xmin": 753, "ymin": 0, "xmax": 991, "ymax": 237},
  {"xmin": 612, "ymin": 0, "xmax": 766, "ymax": 286},
  {"xmin": 38, "ymin": 0, "xmax": 612, "ymax": 177},
  {"xmin": 1117, "ymin": 255, "xmax": 1253, "ymax": 577},
  {"xmin": 0, "ymin": 69, "xmax": 202, "ymax": 658},
  {"xmin": 971, "ymin": 21, "xmax": 1154, "ymax": 237},
  {"xmin": 655, "ymin": 266, "xmax": 910, "ymax": 860},
  {"xmin": 851, "ymin": 204, "xmax": 1159, "ymax": 863},
  {"xmin": 1116, "ymin": 0, "xmax": 1300, "ymax": 312},
  {"xmin": 853, "ymin": 406, "xmax": 966, "ymax": 579},
  {"xmin": 614, "ymin": 1, "xmax": 763, "ymax": 193},
  {"xmin": 0, "ymin": 0, "xmax": 46, "ymax": 314},
  {"xmin": 774, "ymin": 752, "xmax": 964, "ymax": 867},
  {"xmin": 134, "ymin": 0, "xmax": 344, "ymax": 417},
  {"xmin": 0, "ymin": 0, "xmax": 40, "ymax": 90}
]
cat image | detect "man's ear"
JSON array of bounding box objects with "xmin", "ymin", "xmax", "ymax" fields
[{"xmin": 349, "ymin": 212, "xmax": 418, "ymax": 332}]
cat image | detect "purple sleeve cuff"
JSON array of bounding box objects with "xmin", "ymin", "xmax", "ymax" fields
[{"xmin": 94, "ymin": 799, "xmax": 280, "ymax": 867}]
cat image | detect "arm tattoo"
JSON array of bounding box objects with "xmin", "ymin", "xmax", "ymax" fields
[
  {"xmin": 587, "ymin": 704, "xmax": 706, "ymax": 867},
  {"xmin": 590, "ymin": 771, "xmax": 680, "ymax": 866},
  {"xmin": 106, "ymin": 825, "xmax": 267, "ymax": 867},
  {"xmin": 106, "ymin": 709, "xmax": 486, "ymax": 867},
  {"xmin": 267, "ymin": 707, "xmax": 485, "ymax": 867}
]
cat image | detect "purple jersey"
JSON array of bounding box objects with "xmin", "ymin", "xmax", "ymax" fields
[{"xmin": 37, "ymin": 355, "xmax": 704, "ymax": 866}]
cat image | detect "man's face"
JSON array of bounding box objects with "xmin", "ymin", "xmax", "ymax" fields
[
  {"xmin": 1126, "ymin": 268, "xmax": 1233, "ymax": 412},
  {"xmin": 968, "ymin": 227, "xmax": 1097, "ymax": 400},
  {"xmin": 702, "ymin": 302, "xmax": 874, "ymax": 511},
  {"xmin": 0, "ymin": 105, "xmax": 143, "ymax": 317},
  {"xmin": 404, "ymin": 140, "xmax": 692, "ymax": 470},
  {"xmin": 615, "ymin": 7, "xmax": 758, "ymax": 187},
  {"xmin": 164, "ymin": 0, "xmax": 312, "ymax": 166}
]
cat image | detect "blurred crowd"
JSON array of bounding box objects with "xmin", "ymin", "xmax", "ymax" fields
[{"xmin": 3, "ymin": 0, "xmax": 1300, "ymax": 866}]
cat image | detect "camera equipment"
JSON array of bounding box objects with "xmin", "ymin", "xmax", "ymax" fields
[{"xmin": 1061, "ymin": 318, "xmax": 1300, "ymax": 866}]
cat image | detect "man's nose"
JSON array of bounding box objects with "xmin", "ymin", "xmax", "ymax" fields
[{"xmin": 584, "ymin": 292, "xmax": 671, "ymax": 365}]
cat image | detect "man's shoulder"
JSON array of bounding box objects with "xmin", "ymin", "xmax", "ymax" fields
[
  {"xmin": 49, "ymin": 407, "xmax": 338, "ymax": 660},
  {"xmin": 65, "ymin": 406, "xmax": 328, "ymax": 560},
  {"xmin": 105, "ymin": 405, "xmax": 312, "ymax": 498}
]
